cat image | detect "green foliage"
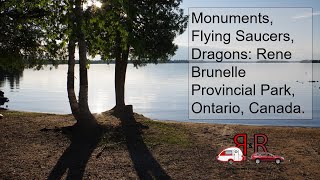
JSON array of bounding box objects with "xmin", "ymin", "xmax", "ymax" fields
[
  {"xmin": 1, "ymin": 0, "xmax": 187, "ymax": 69},
  {"xmin": 85, "ymin": 0, "xmax": 187, "ymax": 66},
  {"xmin": 0, "ymin": 0, "xmax": 68, "ymax": 71},
  {"xmin": 128, "ymin": 0, "xmax": 187, "ymax": 65}
]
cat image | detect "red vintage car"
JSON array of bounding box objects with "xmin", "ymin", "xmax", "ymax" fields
[{"xmin": 251, "ymin": 152, "xmax": 284, "ymax": 164}]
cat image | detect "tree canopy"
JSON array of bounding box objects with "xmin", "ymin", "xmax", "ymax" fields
[
  {"xmin": 0, "ymin": 0, "xmax": 68, "ymax": 70},
  {"xmin": 86, "ymin": 0, "xmax": 187, "ymax": 66}
]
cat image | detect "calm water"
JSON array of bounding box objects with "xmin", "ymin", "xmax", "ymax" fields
[{"xmin": 1, "ymin": 63, "xmax": 319, "ymax": 127}]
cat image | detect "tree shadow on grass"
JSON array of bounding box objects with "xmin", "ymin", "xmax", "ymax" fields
[
  {"xmin": 113, "ymin": 106, "xmax": 171, "ymax": 179},
  {"xmin": 47, "ymin": 124, "xmax": 103, "ymax": 180}
]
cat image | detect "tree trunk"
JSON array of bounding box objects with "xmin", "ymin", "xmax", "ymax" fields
[
  {"xmin": 78, "ymin": 37, "xmax": 94, "ymax": 122},
  {"xmin": 114, "ymin": 31, "xmax": 129, "ymax": 110},
  {"xmin": 114, "ymin": 51, "xmax": 128, "ymax": 109},
  {"xmin": 74, "ymin": 0, "xmax": 95, "ymax": 126},
  {"xmin": 67, "ymin": 37, "xmax": 80, "ymax": 120}
]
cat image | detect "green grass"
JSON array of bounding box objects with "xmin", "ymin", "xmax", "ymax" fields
[
  {"xmin": 2, "ymin": 110, "xmax": 193, "ymax": 148},
  {"xmin": 98, "ymin": 120, "xmax": 193, "ymax": 148},
  {"xmin": 2, "ymin": 111, "xmax": 71, "ymax": 119},
  {"xmin": 3, "ymin": 111, "xmax": 46, "ymax": 117},
  {"xmin": 99, "ymin": 126, "xmax": 126, "ymax": 147},
  {"xmin": 142, "ymin": 120, "xmax": 192, "ymax": 148}
]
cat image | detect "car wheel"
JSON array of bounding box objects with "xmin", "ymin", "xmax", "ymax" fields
[
  {"xmin": 228, "ymin": 159, "xmax": 233, "ymax": 165},
  {"xmin": 275, "ymin": 159, "xmax": 281, "ymax": 164},
  {"xmin": 255, "ymin": 159, "xmax": 261, "ymax": 164}
]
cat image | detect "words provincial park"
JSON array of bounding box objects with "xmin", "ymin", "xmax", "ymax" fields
[{"xmin": 1, "ymin": 0, "xmax": 320, "ymax": 179}]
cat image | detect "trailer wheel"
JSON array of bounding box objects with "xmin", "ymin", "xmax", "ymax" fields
[
  {"xmin": 228, "ymin": 159, "xmax": 233, "ymax": 165},
  {"xmin": 275, "ymin": 159, "xmax": 281, "ymax": 164},
  {"xmin": 255, "ymin": 159, "xmax": 261, "ymax": 164}
]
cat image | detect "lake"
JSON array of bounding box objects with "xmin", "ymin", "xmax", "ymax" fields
[{"xmin": 1, "ymin": 63, "xmax": 319, "ymax": 127}]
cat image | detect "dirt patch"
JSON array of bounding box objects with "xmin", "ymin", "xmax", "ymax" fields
[{"xmin": 0, "ymin": 111, "xmax": 319, "ymax": 179}]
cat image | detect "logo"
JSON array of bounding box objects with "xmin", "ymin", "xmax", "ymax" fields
[{"xmin": 216, "ymin": 133, "xmax": 284, "ymax": 164}]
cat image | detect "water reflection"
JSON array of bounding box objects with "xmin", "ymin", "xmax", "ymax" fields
[
  {"xmin": 0, "ymin": 64, "xmax": 319, "ymax": 127},
  {"xmin": 0, "ymin": 69, "xmax": 23, "ymax": 89}
]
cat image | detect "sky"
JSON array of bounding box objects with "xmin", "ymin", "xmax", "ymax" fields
[{"xmin": 172, "ymin": 0, "xmax": 320, "ymax": 60}]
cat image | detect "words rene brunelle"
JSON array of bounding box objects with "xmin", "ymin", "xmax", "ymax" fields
[{"xmin": 188, "ymin": 8, "xmax": 313, "ymax": 120}]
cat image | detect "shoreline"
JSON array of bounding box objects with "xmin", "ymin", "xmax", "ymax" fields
[
  {"xmin": 1, "ymin": 109, "xmax": 319, "ymax": 128},
  {"xmin": 158, "ymin": 119, "xmax": 320, "ymax": 129},
  {"xmin": 1, "ymin": 110, "xmax": 320, "ymax": 179}
]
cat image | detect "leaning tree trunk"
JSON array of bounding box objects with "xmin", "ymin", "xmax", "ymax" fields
[
  {"xmin": 67, "ymin": 37, "xmax": 80, "ymax": 120},
  {"xmin": 74, "ymin": 0, "xmax": 95, "ymax": 126}
]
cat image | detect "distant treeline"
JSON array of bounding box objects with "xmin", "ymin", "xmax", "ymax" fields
[
  {"xmin": 85, "ymin": 59, "xmax": 320, "ymax": 64},
  {"xmin": 16, "ymin": 59, "xmax": 320, "ymax": 65},
  {"xmin": 57, "ymin": 60, "xmax": 190, "ymax": 64},
  {"xmin": 300, "ymin": 60, "xmax": 320, "ymax": 63}
]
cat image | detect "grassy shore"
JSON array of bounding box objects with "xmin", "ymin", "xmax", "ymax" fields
[{"xmin": 0, "ymin": 110, "xmax": 320, "ymax": 179}]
